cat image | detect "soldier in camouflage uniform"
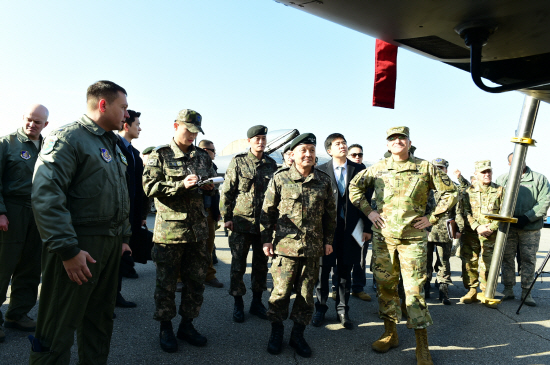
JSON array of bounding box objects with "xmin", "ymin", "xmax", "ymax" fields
[
  {"xmin": 282, "ymin": 144, "xmax": 293, "ymax": 168},
  {"xmin": 0, "ymin": 104, "xmax": 49, "ymax": 344},
  {"xmin": 460, "ymin": 160, "xmax": 504, "ymax": 308},
  {"xmin": 349, "ymin": 126, "xmax": 457, "ymax": 365},
  {"xmin": 425, "ymin": 158, "xmax": 464, "ymax": 305},
  {"xmin": 496, "ymin": 153, "xmax": 550, "ymax": 306},
  {"xmin": 143, "ymin": 109, "xmax": 216, "ymax": 353},
  {"xmin": 260, "ymin": 133, "xmax": 336, "ymax": 358},
  {"xmin": 219, "ymin": 125, "xmax": 278, "ymax": 323}
]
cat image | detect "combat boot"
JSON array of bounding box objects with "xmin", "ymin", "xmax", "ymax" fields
[
  {"xmin": 460, "ymin": 288, "xmax": 479, "ymax": 304},
  {"xmin": 424, "ymin": 280, "xmax": 431, "ymax": 299},
  {"xmin": 177, "ymin": 318, "xmax": 207, "ymax": 347},
  {"xmin": 401, "ymin": 299, "xmax": 408, "ymax": 320},
  {"xmin": 502, "ymin": 286, "xmax": 515, "ymax": 300},
  {"xmin": 0, "ymin": 326, "xmax": 5, "ymax": 343},
  {"xmin": 415, "ymin": 328, "xmax": 433, "ymax": 365},
  {"xmin": 233, "ymin": 296, "xmax": 245, "ymax": 323},
  {"xmin": 267, "ymin": 322, "xmax": 284, "ymax": 355},
  {"xmin": 159, "ymin": 321, "xmax": 178, "ymax": 353},
  {"xmin": 522, "ymin": 289, "xmax": 537, "ymax": 307},
  {"xmin": 438, "ymin": 284, "xmax": 451, "ymax": 305},
  {"xmin": 371, "ymin": 319, "xmax": 399, "ymax": 353},
  {"xmin": 289, "ymin": 322, "xmax": 312, "ymax": 358},
  {"xmin": 249, "ymin": 291, "xmax": 268, "ymax": 319}
]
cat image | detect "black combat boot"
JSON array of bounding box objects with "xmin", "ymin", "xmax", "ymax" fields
[
  {"xmin": 177, "ymin": 318, "xmax": 207, "ymax": 347},
  {"xmin": 233, "ymin": 296, "xmax": 245, "ymax": 323},
  {"xmin": 289, "ymin": 322, "xmax": 312, "ymax": 358},
  {"xmin": 159, "ymin": 321, "xmax": 178, "ymax": 353},
  {"xmin": 438, "ymin": 283, "xmax": 451, "ymax": 305},
  {"xmin": 249, "ymin": 291, "xmax": 268, "ymax": 319},
  {"xmin": 424, "ymin": 279, "xmax": 431, "ymax": 299},
  {"xmin": 267, "ymin": 322, "xmax": 285, "ymax": 355}
]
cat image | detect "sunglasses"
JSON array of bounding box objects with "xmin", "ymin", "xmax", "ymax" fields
[
  {"xmin": 387, "ymin": 135, "xmax": 407, "ymax": 141},
  {"xmin": 203, "ymin": 148, "xmax": 216, "ymax": 154},
  {"xmin": 349, "ymin": 153, "xmax": 363, "ymax": 158}
]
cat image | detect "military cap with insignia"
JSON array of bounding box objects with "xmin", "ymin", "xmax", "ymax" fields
[
  {"xmin": 289, "ymin": 133, "xmax": 316, "ymax": 151},
  {"xmin": 142, "ymin": 146, "xmax": 155, "ymax": 155},
  {"xmin": 176, "ymin": 109, "xmax": 204, "ymax": 134},
  {"xmin": 247, "ymin": 125, "xmax": 268, "ymax": 139},
  {"xmin": 386, "ymin": 126, "xmax": 410, "ymax": 139},
  {"xmin": 475, "ymin": 160, "xmax": 492, "ymax": 172},
  {"xmin": 432, "ymin": 158, "xmax": 449, "ymax": 168}
]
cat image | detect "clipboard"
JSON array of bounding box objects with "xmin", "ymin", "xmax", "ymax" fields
[{"xmin": 352, "ymin": 219, "xmax": 365, "ymax": 247}]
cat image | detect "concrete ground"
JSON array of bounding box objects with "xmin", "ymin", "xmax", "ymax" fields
[{"xmin": 2, "ymin": 216, "xmax": 550, "ymax": 364}]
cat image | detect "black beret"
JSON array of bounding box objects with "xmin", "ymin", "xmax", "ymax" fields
[
  {"xmin": 247, "ymin": 125, "xmax": 268, "ymax": 139},
  {"xmin": 289, "ymin": 133, "xmax": 316, "ymax": 151},
  {"xmin": 142, "ymin": 146, "xmax": 155, "ymax": 155}
]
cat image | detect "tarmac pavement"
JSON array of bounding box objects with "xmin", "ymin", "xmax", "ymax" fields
[{"xmin": 2, "ymin": 215, "xmax": 550, "ymax": 364}]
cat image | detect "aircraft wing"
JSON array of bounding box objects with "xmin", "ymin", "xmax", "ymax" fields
[{"xmin": 272, "ymin": 0, "xmax": 550, "ymax": 102}]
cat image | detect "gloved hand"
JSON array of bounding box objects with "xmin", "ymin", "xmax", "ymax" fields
[{"xmin": 512, "ymin": 215, "xmax": 530, "ymax": 229}]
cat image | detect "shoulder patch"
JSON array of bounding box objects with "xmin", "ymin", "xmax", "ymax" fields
[
  {"xmin": 154, "ymin": 144, "xmax": 169, "ymax": 151},
  {"xmin": 147, "ymin": 159, "xmax": 159, "ymax": 167},
  {"xmin": 41, "ymin": 135, "xmax": 58, "ymax": 155},
  {"xmin": 440, "ymin": 173, "xmax": 451, "ymax": 186},
  {"xmin": 235, "ymin": 152, "xmax": 248, "ymax": 157},
  {"xmin": 119, "ymin": 152, "xmax": 128, "ymax": 165}
]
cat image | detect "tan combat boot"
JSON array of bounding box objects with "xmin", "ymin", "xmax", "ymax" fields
[
  {"xmin": 460, "ymin": 288, "xmax": 479, "ymax": 304},
  {"xmin": 372, "ymin": 319, "xmax": 399, "ymax": 353},
  {"xmin": 415, "ymin": 328, "xmax": 433, "ymax": 365}
]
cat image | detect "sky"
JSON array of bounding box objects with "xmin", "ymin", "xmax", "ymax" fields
[{"xmin": 1, "ymin": 1, "xmax": 549, "ymax": 180}]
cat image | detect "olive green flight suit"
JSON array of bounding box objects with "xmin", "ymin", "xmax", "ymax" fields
[
  {"xmin": 0, "ymin": 128, "xmax": 43, "ymax": 327},
  {"xmin": 29, "ymin": 115, "xmax": 131, "ymax": 365}
]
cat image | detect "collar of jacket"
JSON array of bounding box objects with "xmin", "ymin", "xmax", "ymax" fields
[
  {"xmin": 78, "ymin": 115, "xmax": 118, "ymax": 144},
  {"xmin": 289, "ymin": 164, "xmax": 319, "ymax": 183},
  {"xmin": 385, "ymin": 155, "xmax": 417, "ymax": 171},
  {"xmin": 247, "ymin": 150, "xmax": 265, "ymax": 165},
  {"xmin": 16, "ymin": 127, "xmax": 33, "ymax": 143},
  {"xmin": 471, "ymin": 181, "xmax": 498, "ymax": 193},
  {"xmin": 170, "ymin": 138, "xmax": 197, "ymax": 159},
  {"xmin": 522, "ymin": 166, "xmax": 534, "ymax": 182}
]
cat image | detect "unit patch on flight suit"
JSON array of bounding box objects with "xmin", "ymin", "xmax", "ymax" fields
[
  {"xmin": 20, "ymin": 150, "xmax": 31, "ymax": 160},
  {"xmin": 100, "ymin": 148, "xmax": 112, "ymax": 163}
]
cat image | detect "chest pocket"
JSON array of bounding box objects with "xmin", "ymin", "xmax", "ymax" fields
[
  {"xmin": 238, "ymin": 168, "xmax": 255, "ymax": 192},
  {"xmin": 165, "ymin": 167, "xmax": 186, "ymax": 182},
  {"xmin": 280, "ymin": 184, "xmax": 301, "ymax": 216},
  {"xmin": 486, "ymin": 194, "xmax": 499, "ymax": 212},
  {"xmin": 381, "ymin": 175, "xmax": 394, "ymax": 201},
  {"xmin": 407, "ymin": 174, "xmax": 429, "ymax": 203}
]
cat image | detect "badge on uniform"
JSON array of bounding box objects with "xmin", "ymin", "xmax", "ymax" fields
[
  {"xmin": 41, "ymin": 135, "xmax": 58, "ymax": 155},
  {"xmin": 100, "ymin": 148, "xmax": 112, "ymax": 163},
  {"xmin": 147, "ymin": 159, "xmax": 158, "ymax": 167},
  {"xmin": 20, "ymin": 150, "xmax": 31, "ymax": 160},
  {"xmin": 119, "ymin": 152, "xmax": 128, "ymax": 165}
]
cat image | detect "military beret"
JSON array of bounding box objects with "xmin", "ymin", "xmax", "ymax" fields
[
  {"xmin": 142, "ymin": 146, "xmax": 155, "ymax": 155},
  {"xmin": 432, "ymin": 158, "xmax": 449, "ymax": 168},
  {"xmin": 176, "ymin": 109, "xmax": 204, "ymax": 134},
  {"xmin": 475, "ymin": 160, "xmax": 492, "ymax": 172},
  {"xmin": 386, "ymin": 126, "xmax": 410, "ymax": 139},
  {"xmin": 289, "ymin": 133, "xmax": 316, "ymax": 151},
  {"xmin": 247, "ymin": 125, "xmax": 268, "ymax": 139},
  {"xmin": 283, "ymin": 144, "xmax": 291, "ymax": 154}
]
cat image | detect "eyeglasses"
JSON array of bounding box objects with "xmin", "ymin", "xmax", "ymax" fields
[
  {"xmin": 349, "ymin": 153, "xmax": 363, "ymax": 158},
  {"xmin": 203, "ymin": 148, "xmax": 216, "ymax": 154},
  {"xmin": 387, "ymin": 135, "xmax": 408, "ymax": 141}
]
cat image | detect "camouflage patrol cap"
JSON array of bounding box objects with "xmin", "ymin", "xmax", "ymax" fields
[
  {"xmin": 289, "ymin": 133, "xmax": 316, "ymax": 151},
  {"xmin": 432, "ymin": 158, "xmax": 449, "ymax": 168},
  {"xmin": 475, "ymin": 160, "xmax": 492, "ymax": 172},
  {"xmin": 176, "ymin": 109, "xmax": 204, "ymax": 134},
  {"xmin": 247, "ymin": 125, "xmax": 268, "ymax": 139},
  {"xmin": 142, "ymin": 146, "xmax": 155, "ymax": 155},
  {"xmin": 386, "ymin": 126, "xmax": 410, "ymax": 139}
]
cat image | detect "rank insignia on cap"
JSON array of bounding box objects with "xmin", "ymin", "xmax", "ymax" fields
[
  {"xmin": 100, "ymin": 148, "xmax": 112, "ymax": 163},
  {"xmin": 41, "ymin": 136, "xmax": 58, "ymax": 155},
  {"xmin": 20, "ymin": 150, "xmax": 31, "ymax": 160},
  {"xmin": 119, "ymin": 153, "xmax": 128, "ymax": 166}
]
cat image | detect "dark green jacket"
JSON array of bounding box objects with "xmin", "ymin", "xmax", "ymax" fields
[
  {"xmin": 0, "ymin": 128, "xmax": 43, "ymax": 213},
  {"xmin": 32, "ymin": 115, "xmax": 131, "ymax": 261}
]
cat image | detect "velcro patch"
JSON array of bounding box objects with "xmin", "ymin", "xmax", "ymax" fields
[
  {"xmin": 41, "ymin": 136, "xmax": 58, "ymax": 155},
  {"xmin": 147, "ymin": 159, "xmax": 159, "ymax": 167}
]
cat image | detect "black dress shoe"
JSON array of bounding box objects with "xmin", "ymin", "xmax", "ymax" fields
[
  {"xmin": 116, "ymin": 293, "xmax": 137, "ymax": 308},
  {"xmin": 160, "ymin": 322, "xmax": 178, "ymax": 353},
  {"xmin": 177, "ymin": 319, "xmax": 207, "ymax": 347},
  {"xmin": 311, "ymin": 311, "xmax": 325, "ymax": 327},
  {"xmin": 233, "ymin": 304, "xmax": 245, "ymax": 323},
  {"xmin": 338, "ymin": 313, "xmax": 353, "ymax": 329}
]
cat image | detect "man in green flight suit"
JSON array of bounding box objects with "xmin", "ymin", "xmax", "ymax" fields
[
  {"xmin": 0, "ymin": 104, "xmax": 49, "ymax": 344},
  {"xmin": 29, "ymin": 81, "xmax": 132, "ymax": 365},
  {"xmin": 219, "ymin": 125, "xmax": 278, "ymax": 323},
  {"xmin": 349, "ymin": 126, "xmax": 457, "ymax": 365},
  {"xmin": 143, "ymin": 109, "xmax": 216, "ymax": 353}
]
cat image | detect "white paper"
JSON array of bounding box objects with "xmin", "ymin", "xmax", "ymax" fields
[
  {"xmin": 210, "ymin": 177, "xmax": 224, "ymax": 184},
  {"xmin": 352, "ymin": 219, "xmax": 365, "ymax": 247}
]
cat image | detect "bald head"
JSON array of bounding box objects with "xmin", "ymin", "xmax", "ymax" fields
[{"xmin": 23, "ymin": 104, "xmax": 49, "ymax": 140}]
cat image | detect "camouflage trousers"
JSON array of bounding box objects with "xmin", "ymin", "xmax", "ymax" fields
[
  {"xmin": 372, "ymin": 233, "xmax": 433, "ymax": 329},
  {"xmin": 267, "ymin": 255, "xmax": 319, "ymax": 325},
  {"xmin": 152, "ymin": 241, "xmax": 209, "ymax": 321},
  {"xmin": 427, "ymin": 241, "xmax": 452, "ymax": 285},
  {"xmin": 228, "ymin": 232, "xmax": 268, "ymax": 296},
  {"xmin": 501, "ymin": 227, "xmax": 541, "ymax": 289},
  {"xmin": 461, "ymin": 230, "xmax": 495, "ymax": 290}
]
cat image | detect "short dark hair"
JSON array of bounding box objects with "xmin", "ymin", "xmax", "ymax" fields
[
  {"xmin": 348, "ymin": 144, "xmax": 363, "ymax": 152},
  {"xmin": 86, "ymin": 80, "xmax": 127, "ymax": 109},
  {"xmin": 198, "ymin": 139, "xmax": 214, "ymax": 148},
  {"xmin": 125, "ymin": 110, "xmax": 141, "ymax": 126},
  {"xmin": 324, "ymin": 133, "xmax": 346, "ymax": 153}
]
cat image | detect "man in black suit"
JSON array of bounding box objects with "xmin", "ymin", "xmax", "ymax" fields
[
  {"xmin": 115, "ymin": 110, "xmax": 148, "ymax": 308},
  {"xmin": 313, "ymin": 134, "xmax": 372, "ymax": 329}
]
